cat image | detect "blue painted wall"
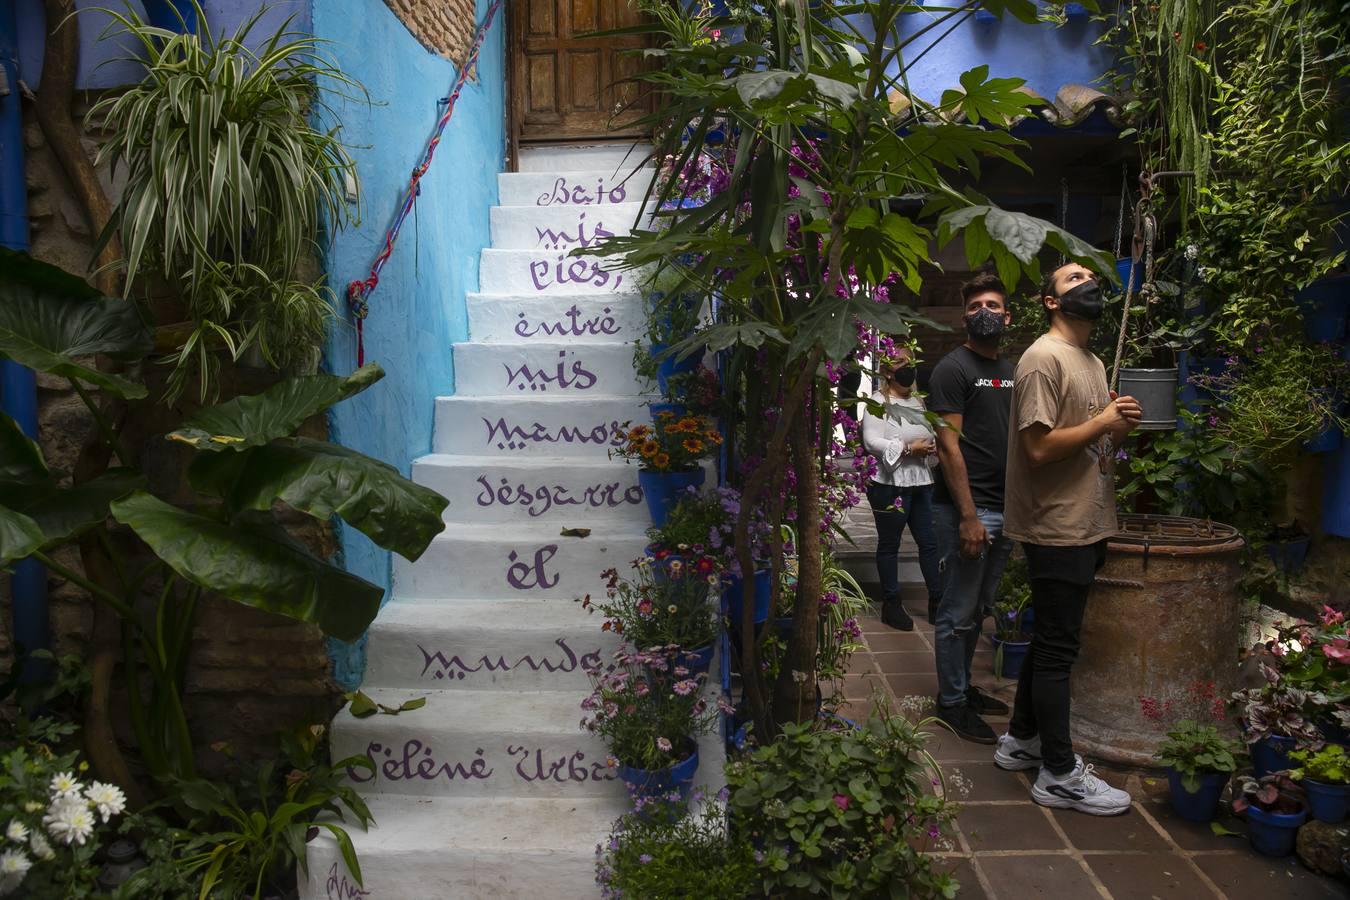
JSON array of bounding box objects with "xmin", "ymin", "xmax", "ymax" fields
[
  {"xmin": 16, "ymin": 1, "xmax": 308, "ymax": 88},
  {"xmin": 313, "ymin": 0, "xmax": 505, "ymax": 687}
]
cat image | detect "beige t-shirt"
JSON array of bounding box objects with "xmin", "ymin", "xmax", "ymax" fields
[{"xmin": 1002, "ymin": 334, "xmax": 1119, "ymax": 546}]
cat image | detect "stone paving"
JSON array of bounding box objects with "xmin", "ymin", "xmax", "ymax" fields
[{"xmin": 833, "ymin": 604, "xmax": 1347, "ymax": 900}]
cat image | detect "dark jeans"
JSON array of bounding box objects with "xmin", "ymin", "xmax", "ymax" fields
[
  {"xmin": 1009, "ymin": 541, "xmax": 1108, "ymax": 775},
  {"xmin": 866, "ymin": 481, "xmax": 942, "ymax": 607},
  {"xmin": 932, "ymin": 503, "xmax": 1013, "ymax": 708}
]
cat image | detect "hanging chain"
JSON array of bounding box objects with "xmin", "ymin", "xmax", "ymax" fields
[
  {"xmin": 1059, "ymin": 177, "xmax": 1070, "ymax": 267},
  {"xmin": 1113, "ymin": 164, "xmax": 1129, "ymax": 260}
]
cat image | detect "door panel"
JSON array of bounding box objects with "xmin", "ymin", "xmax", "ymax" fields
[{"xmin": 511, "ymin": 0, "xmax": 651, "ymax": 143}]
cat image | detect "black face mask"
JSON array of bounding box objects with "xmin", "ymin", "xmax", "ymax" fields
[
  {"xmin": 1057, "ymin": 280, "xmax": 1104, "ymax": 321},
  {"xmin": 890, "ymin": 367, "xmax": 916, "ymax": 388},
  {"xmin": 964, "ymin": 308, "xmax": 1006, "ymax": 342}
]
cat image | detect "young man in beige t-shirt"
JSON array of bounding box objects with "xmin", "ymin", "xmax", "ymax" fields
[{"xmin": 992, "ymin": 262, "xmax": 1142, "ymax": 816}]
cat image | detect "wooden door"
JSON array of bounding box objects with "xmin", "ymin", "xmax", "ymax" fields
[{"xmin": 511, "ymin": 0, "xmax": 651, "ymax": 143}]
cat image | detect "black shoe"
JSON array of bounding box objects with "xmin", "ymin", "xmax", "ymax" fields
[
  {"xmin": 966, "ymin": 685, "xmax": 1010, "ymax": 715},
  {"xmin": 936, "ymin": 703, "xmax": 997, "ymax": 744},
  {"xmin": 881, "ymin": 599, "xmax": 914, "ymax": 632}
]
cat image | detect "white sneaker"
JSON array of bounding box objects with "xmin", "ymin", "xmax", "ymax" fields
[
  {"xmin": 1030, "ymin": 756, "xmax": 1131, "ymax": 816},
  {"xmin": 994, "ymin": 733, "xmax": 1042, "ymax": 771}
]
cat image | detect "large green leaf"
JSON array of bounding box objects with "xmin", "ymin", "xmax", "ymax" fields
[
  {"xmin": 788, "ymin": 295, "xmax": 942, "ymax": 363},
  {"xmin": 0, "ymin": 507, "xmax": 45, "ymax": 567},
  {"xmin": 189, "ymin": 437, "xmax": 447, "ymax": 560},
  {"xmin": 937, "ymin": 203, "xmax": 1115, "ymax": 281},
  {"xmin": 110, "ymin": 492, "xmax": 382, "ymax": 641},
  {"xmin": 940, "ymin": 66, "xmax": 1034, "ymax": 126},
  {"xmin": 167, "ymin": 364, "xmax": 384, "ymax": 451},
  {"xmin": 0, "ymin": 413, "xmax": 48, "ymax": 487},
  {"xmin": 0, "ymin": 249, "xmax": 152, "ymax": 399},
  {"xmin": 0, "ymin": 470, "xmax": 146, "ymax": 565}
]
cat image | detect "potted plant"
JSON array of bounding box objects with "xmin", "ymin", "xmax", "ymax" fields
[
  {"xmin": 1140, "ymin": 681, "xmax": 1244, "ymax": 822},
  {"xmin": 584, "ymin": 563, "xmax": 721, "ymax": 675},
  {"xmin": 1232, "ymin": 773, "xmax": 1309, "ymax": 858},
  {"xmin": 650, "ymin": 364, "xmax": 722, "ymax": 421},
  {"xmin": 1290, "ymin": 744, "xmax": 1350, "ymax": 824},
  {"xmin": 990, "ymin": 580, "xmax": 1032, "ymax": 679},
  {"xmin": 580, "ymin": 648, "xmax": 723, "ymax": 807},
  {"xmin": 612, "ymin": 414, "xmax": 723, "ymax": 526},
  {"xmin": 997, "ymin": 555, "xmax": 1033, "ymax": 634}
]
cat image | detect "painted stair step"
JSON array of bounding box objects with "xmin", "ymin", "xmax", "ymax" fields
[
  {"xmin": 362, "ymin": 598, "xmax": 621, "ymax": 691},
  {"xmin": 466, "ymin": 292, "xmax": 646, "ymax": 344},
  {"xmin": 452, "ymin": 342, "xmax": 648, "ymax": 398},
  {"xmin": 300, "ymin": 794, "xmax": 628, "ymax": 900},
  {"xmin": 489, "ymin": 202, "xmax": 653, "ymax": 252},
  {"xmin": 393, "ymin": 523, "xmax": 649, "ymax": 601},
  {"xmin": 515, "ymin": 142, "xmax": 652, "ymax": 174},
  {"xmin": 497, "ymin": 167, "xmax": 657, "ymax": 208},
  {"xmin": 413, "ymin": 454, "xmax": 651, "ymax": 527},
  {"xmin": 433, "ymin": 396, "xmax": 648, "ymax": 459},
  {"xmin": 478, "ymin": 248, "xmax": 644, "ymax": 296}
]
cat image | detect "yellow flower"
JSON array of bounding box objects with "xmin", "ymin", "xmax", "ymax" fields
[
  {"xmin": 653, "ymin": 452, "xmax": 671, "ymax": 469},
  {"xmin": 640, "ymin": 440, "xmax": 660, "ymax": 458},
  {"xmin": 682, "ymin": 438, "xmax": 704, "ymax": 453}
]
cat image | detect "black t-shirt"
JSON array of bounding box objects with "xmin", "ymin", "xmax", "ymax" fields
[{"xmin": 927, "ymin": 346, "xmax": 1015, "ymax": 510}]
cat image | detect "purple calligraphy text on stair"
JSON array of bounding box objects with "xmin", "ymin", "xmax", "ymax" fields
[
  {"xmin": 326, "ymin": 863, "xmax": 371, "ymax": 900},
  {"xmin": 503, "ymin": 350, "xmax": 598, "ymax": 393},
  {"xmin": 482, "ymin": 417, "xmax": 623, "ymax": 452},
  {"xmin": 536, "ymin": 175, "xmax": 627, "ymax": 207},
  {"xmin": 528, "ymin": 255, "xmax": 623, "ymax": 292},
  {"xmin": 535, "ymin": 211, "xmax": 615, "ymax": 250},
  {"xmin": 507, "ymin": 745, "xmax": 618, "ymax": 784},
  {"xmin": 475, "ymin": 475, "xmax": 644, "ymax": 517},
  {"xmin": 417, "ymin": 638, "xmax": 605, "ymax": 681},
  {"xmin": 350, "ymin": 740, "xmax": 495, "ymax": 784},
  {"xmin": 506, "ymin": 545, "xmax": 559, "ymax": 591},
  {"xmin": 514, "ymin": 304, "xmax": 621, "ymax": 339}
]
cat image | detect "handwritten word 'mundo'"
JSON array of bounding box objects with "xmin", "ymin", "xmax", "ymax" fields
[
  {"xmin": 418, "ymin": 638, "xmax": 605, "ymax": 681},
  {"xmin": 504, "ymin": 350, "xmax": 597, "ymax": 392},
  {"xmin": 514, "ymin": 304, "xmax": 622, "ymax": 339},
  {"xmin": 536, "ymin": 175, "xmax": 629, "ymax": 207},
  {"xmin": 528, "ymin": 255, "xmax": 623, "ymax": 292},
  {"xmin": 476, "ymin": 475, "xmax": 643, "ymax": 518},
  {"xmin": 535, "ymin": 212, "xmax": 615, "ymax": 251},
  {"xmin": 483, "ymin": 417, "xmax": 622, "ymax": 452}
]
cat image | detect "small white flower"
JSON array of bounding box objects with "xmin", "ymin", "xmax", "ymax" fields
[
  {"xmin": 1184, "ymin": 243, "xmax": 1199, "ymax": 260},
  {"xmin": 28, "ymin": 832, "xmax": 54, "ymax": 861},
  {"xmin": 0, "ymin": 849, "xmax": 31, "ymax": 893},
  {"xmin": 3, "ymin": 822, "xmax": 26, "ymax": 844},
  {"xmin": 47, "ymin": 772, "xmax": 80, "ymax": 800},
  {"xmin": 43, "ymin": 797, "xmax": 95, "ymax": 846},
  {"xmin": 85, "ymin": 782, "xmax": 127, "ymax": 823},
  {"xmin": 21, "ymin": 803, "xmax": 42, "ymax": 815}
]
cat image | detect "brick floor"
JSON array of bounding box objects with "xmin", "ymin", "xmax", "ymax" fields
[{"xmin": 853, "ymin": 600, "xmax": 1348, "ymax": 900}]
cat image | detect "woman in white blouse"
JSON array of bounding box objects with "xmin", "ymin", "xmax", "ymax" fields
[{"xmin": 861, "ymin": 346, "xmax": 943, "ymax": 631}]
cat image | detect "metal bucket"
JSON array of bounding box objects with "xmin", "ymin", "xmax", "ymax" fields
[
  {"xmin": 1072, "ymin": 515, "xmax": 1246, "ymax": 766},
  {"xmin": 1117, "ymin": 367, "xmax": 1179, "ymax": 431}
]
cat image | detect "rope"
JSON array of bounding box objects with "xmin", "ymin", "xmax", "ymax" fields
[
  {"xmin": 1110, "ymin": 202, "xmax": 1155, "ymax": 392},
  {"xmin": 345, "ymin": 0, "xmax": 505, "ymax": 366}
]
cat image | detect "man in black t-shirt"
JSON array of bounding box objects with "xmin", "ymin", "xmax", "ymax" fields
[{"xmin": 927, "ymin": 273, "xmax": 1017, "ymax": 744}]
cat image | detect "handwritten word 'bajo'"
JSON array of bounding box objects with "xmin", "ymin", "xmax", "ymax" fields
[
  {"xmin": 528, "ymin": 255, "xmax": 623, "ymax": 292},
  {"xmin": 475, "ymin": 475, "xmax": 643, "ymax": 518},
  {"xmin": 504, "ymin": 350, "xmax": 597, "ymax": 392},
  {"xmin": 535, "ymin": 212, "xmax": 615, "ymax": 251},
  {"xmin": 418, "ymin": 638, "xmax": 606, "ymax": 681},
  {"xmin": 514, "ymin": 304, "xmax": 621, "ymax": 339},
  {"xmin": 482, "ymin": 417, "xmax": 623, "ymax": 452},
  {"xmin": 536, "ymin": 175, "xmax": 628, "ymax": 207}
]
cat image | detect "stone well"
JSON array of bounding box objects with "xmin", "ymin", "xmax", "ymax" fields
[{"xmin": 1071, "ymin": 515, "xmax": 1246, "ymax": 767}]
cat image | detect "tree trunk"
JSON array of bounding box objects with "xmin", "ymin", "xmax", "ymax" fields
[{"xmin": 773, "ymin": 387, "xmax": 822, "ymax": 724}]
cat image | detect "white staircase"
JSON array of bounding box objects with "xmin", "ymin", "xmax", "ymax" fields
[{"xmin": 302, "ymin": 145, "xmax": 724, "ymax": 899}]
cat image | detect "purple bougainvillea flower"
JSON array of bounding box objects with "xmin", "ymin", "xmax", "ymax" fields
[{"xmin": 833, "ymin": 794, "xmax": 850, "ymax": 811}]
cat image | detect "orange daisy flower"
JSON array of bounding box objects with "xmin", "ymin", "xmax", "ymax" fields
[
  {"xmin": 640, "ymin": 440, "xmax": 660, "ymax": 457},
  {"xmin": 682, "ymin": 438, "xmax": 704, "ymax": 453},
  {"xmin": 653, "ymin": 453, "xmax": 671, "ymax": 469}
]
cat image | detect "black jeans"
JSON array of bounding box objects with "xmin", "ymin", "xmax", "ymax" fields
[
  {"xmin": 1008, "ymin": 541, "xmax": 1107, "ymax": 775},
  {"xmin": 866, "ymin": 481, "xmax": 942, "ymax": 606}
]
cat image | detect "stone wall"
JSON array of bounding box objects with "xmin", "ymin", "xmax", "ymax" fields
[
  {"xmin": 383, "ymin": 0, "xmax": 479, "ymax": 65},
  {"xmin": 2, "ymin": 98, "xmax": 341, "ymax": 761}
]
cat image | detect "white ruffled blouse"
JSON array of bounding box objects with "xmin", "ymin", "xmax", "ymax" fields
[{"xmin": 861, "ymin": 391, "xmax": 938, "ymax": 487}]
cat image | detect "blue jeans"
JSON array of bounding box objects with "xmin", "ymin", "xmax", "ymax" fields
[
  {"xmin": 933, "ymin": 503, "xmax": 1014, "ymax": 708},
  {"xmin": 866, "ymin": 481, "xmax": 942, "ymax": 606}
]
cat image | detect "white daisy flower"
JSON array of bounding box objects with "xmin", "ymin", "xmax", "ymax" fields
[
  {"xmin": 85, "ymin": 783, "xmax": 127, "ymax": 823},
  {"xmin": 3, "ymin": 822, "xmax": 26, "ymax": 844},
  {"xmin": 0, "ymin": 848, "xmax": 31, "ymax": 885},
  {"xmin": 47, "ymin": 772, "xmax": 80, "ymax": 800},
  {"xmin": 43, "ymin": 797, "xmax": 95, "ymax": 846},
  {"xmin": 28, "ymin": 832, "xmax": 54, "ymax": 861}
]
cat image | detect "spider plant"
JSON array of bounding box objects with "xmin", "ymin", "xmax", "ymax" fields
[{"xmin": 89, "ymin": 1, "xmax": 362, "ymax": 401}]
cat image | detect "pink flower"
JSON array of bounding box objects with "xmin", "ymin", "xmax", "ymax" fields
[
  {"xmin": 832, "ymin": 794, "xmax": 850, "ymax": 811},
  {"xmin": 1320, "ymin": 605, "xmax": 1344, "ymax": 626},
  {"xmin": 673, "ymin": 680, "xmax": 699, "ymax": 696},
  {"xmin": 656, "ymin": 736, "xmax": 672, "ymax": 753},
  {"xmin": 1322, "ymin": 639, "xmax": 1350, "ymax": 665}
]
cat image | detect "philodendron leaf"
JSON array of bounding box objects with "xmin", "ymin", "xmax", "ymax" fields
[
  {"xmin": 0, "ymin": 469, "xmax": 145, "ymax": 565},
  {"xmin": 167, "ymin": 364, "xmax": 385, "ymax": 451},
  {"xmin": 0, "ymin": 413, "xmax": 48, "ymax": 486},
  {"xmin": 188, "ymin": 437, "xmax": 448, "ymax": 561},
  {"xmin": 937, "ymin": 203, "xmax": 1115, "ymax": 282},
  {"xmin": 110, "ymin": 491, "xmax": 382, "ymax": 641},
  {"xmin": 0, "ymin": 248, "xmax": 152, "ymax": 399},
  {"xmin": 0, "ymin": 506, "xmax": 45, "ymax": 567}
]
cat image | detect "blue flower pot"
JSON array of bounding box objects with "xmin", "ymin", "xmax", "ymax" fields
[
  {"xmin": 723, "ymin": 569, "xmax": 771, "ymax": 627},
  {"xmin": 616, "ymin": 746, "xmax": 700, "ymax": 806},
  {"xmin": 674, "ymin": 644, "xmax": 715, "ymax": 678},
  {"xmin": 651, "ymin": 344, "xmax": 702, "ymax": 394},
  {"xmin": 1304, "ymin": 779, "xmax": 1349, "ymax": 824},
  {"xmin": 1116, "ymin": 257, "xmax": 1140, "ymax": 295},
  {"xmin": 1167, "ymin": 769, "xmax": 1228, "ymax": 823},
  {"xmin": 1251, "ymin": 734, "xmax": 1298, "ymax": 778},
  {"xmin": 638, "ymin": 468, "xmax": 706, "ymax": 528},
  {"xmin": 1245, "ymin": 803, "xmax": 1307, "ymax": 857},
  {"xmin": 992, "ymin": 636, "xmax": 1030, "ymax": 680}
]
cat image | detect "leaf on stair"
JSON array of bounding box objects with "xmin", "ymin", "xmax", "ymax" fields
[{"xmin": 560, "ymin": 527, "xmax": 592, "ymax": 538}]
